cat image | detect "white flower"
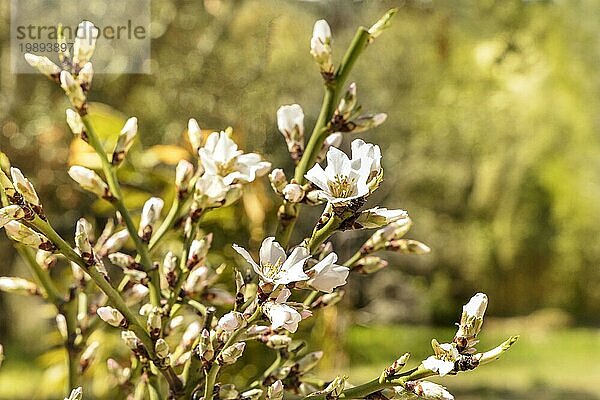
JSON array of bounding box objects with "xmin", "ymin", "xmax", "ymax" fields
[
  {"xmin": 24, "ymin": 53, "xmax": 61, "ymax": 78},
  {"xmin": 263, "ymin": 301, "xmax": 303, "ymax": 333},
  {"xmin": 455, "ymin": 292, "xmax": 488, "ymax": 345},
  {"xmin": 406, "ymin": 381, "xmax": 454, "ymax": 400},
  {"xmin": 188, "ymin": 118, "xmax": 203, "ymax": 152},
  {"xmin": 282, "ymin": 183, "xmax": 304, "ymax": 203},
  {"xmin": 68, "ymin": 166, "xmax": 109, "ymax": 198},
  {"xmin": 66, "ymin": 109, "xmax": 85, "ymax": 137},
  {"xmin": 463, "ymin": 292, "xmax": 488, "ymax": 319},
  {"xmin": 199, "ymin": 131, "xmax": 271, "ymax": 185},
  {"xmin": 138, "ymin": 197, "xmax": 164, "ymax": 238},
  {"xmin": 233, "ymin": 237, "xmax": 310, "ymax": 285},
  {"xmin": 305, "ymin": 139, "xmax": 382, "ymax": 205},
  {"xmin": 0, "ymin": 205, "xmax": 25, "ymax": 229},
  {"xmin": 10, "ymin": 167, "xmax": 40, "ymax": 206},
  {"xmin": 0, "ymin": 277, "xmax": 38, "ymax": 295},
  {"xmin": 422, "ymin": 342, "xmax": 460, "ymax": 377},
  {"xmin": 269, "ymin": 168, "xmax": 288, "ymax": 194},
  {"xmin": 317, "ymin": 132, "xmax": 343, "ymax": 162},
  {"xmin": 72, "ymin": 21, "xmax": 99, "ymax": 68},
  {"xmin": 96, "ymin": 306, "xmax": 125, "ymax": 327},
  {"xmin": 194, "ymin": 174, "xmax": 241, "ymax": 209},
  {"xmin": 307, "ymin": 253, "xmax": 349, "ymax": 293},
  {"xmin": 355, "ymin": 207, "xmax": 408, "ymax": 229}
]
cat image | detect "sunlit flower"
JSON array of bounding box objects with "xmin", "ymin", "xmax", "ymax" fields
[
  {"xmin": 193, "ymin": 174, "xmax": 241, "ymax": 209},
  {"xmin": 307, "ymin": 252, "xmax": 349, "ymax": 293},
  {"xmin": 263, "ymin": 300, "xmax": 302, "ymax": 333},
  {"xmin": 305, "ymin": 139, "xmax": 382, "ymax": 205},
  {"xmin": 199, "ymin": 131, "xmax": 271, "ymax": 185},
  {"xmin": 422, "ymin": 341, "xmax": 460, "ymax": 377},
  {"xmin": 233, "ymin": 237, "xmax": 310, "ymax": 285}
]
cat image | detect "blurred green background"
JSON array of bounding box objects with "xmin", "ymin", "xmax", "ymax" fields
[{"xmin": 1, "ymin": 0, "xmax": 599, "ymax": 398}]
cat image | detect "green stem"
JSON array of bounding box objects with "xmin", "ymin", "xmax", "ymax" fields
[
  {"xmin": 306, "ymin": 215, "xmax": 341, "ymax": 253},
  {"xmin": 276, "ymin": 27, "xmax": 372, "ymax": 246},
  {"xmin": 80, "ymin": 115, "xmax": 161, "ymax": 307},
  {"xmin": 16, "ymin": 245, "xmax": 64, "ymax": 305},
  {"xmin": 343, "ymin": 251, "xmax": 363, "ymax": 268}
]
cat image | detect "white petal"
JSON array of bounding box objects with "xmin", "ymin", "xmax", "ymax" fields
[
  {"xmin": 259, "ymin": 237, "xmax": 287, "ymax": 268},
  {"xmin": 305, "ymin": 164, "xmax": 330, "ymax": 192},
  {"xmin": 232, "ymin": 244, "xmax": 262, "ymax": 278}
]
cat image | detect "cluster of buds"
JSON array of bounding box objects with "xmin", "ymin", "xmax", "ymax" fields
[{"xmin": 25, "ymin": 21, "xmax": 98, "ymax": 112}]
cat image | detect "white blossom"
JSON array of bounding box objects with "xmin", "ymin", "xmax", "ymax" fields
[
  {"xmin": 78, "ymin": 62, "xmax": 94, "ymax": 87},
  {"xmin": 310, "ymin": 20, "xmax": 333, "ymax": 72},
  {"xmin": 66, "ymin": 109, "xmax": 85, "ymax": 137},
  {"xmin": 72, "ymin": 21, "xmax": 99, "ymax": 68},
  {"xmin": 217, "ymin": 311, "xmax": 246, "ymax": 332},
  {"xmin": 282, "ymin": 183, "xmax": 304, "ymax": 203},
  {"xmin": 406, "ymin": 381, "xmax": 454, "ymax": 400},
  {"xmin": 422, "ymin": 341, "xmax": 460, "ymax": 377},
  {"xmin": 305, "ymin": 139, "xmax": 382, "ymax": 205},
  {"xmin": 307, "ymin": 252, "xmax": 349, "ymax": 293},
  {"xmin": 10, "ymin": 167, "xmax": 40, "ymax": 205},
  {"xmin": 188, "ymin": 118, "xmax": 203, "ymax": 153},
  {"xmin": 175, "ymin": 160, "xmax": 194, "ymax": 193},
  {"xmin": 138, "ymin": 197, "xmax": 164, "ymax": 238},
  {"xmin": 233, "ymin": 237, "xmax": 310, "ymax": 285},
  {"xmin": 199, "ymin": 131, "xmax": 271, "ymax": 185},
  {"xmin": 263, "ymin": 301, "xmax": 303, "ymax": 333},
  {"xmin": 277, "ymin": 104, "xmax": 305, "ymax": 157},
  {"xmin": 194, "ymin": 174, "xmax": 241, "ymax": 209}
]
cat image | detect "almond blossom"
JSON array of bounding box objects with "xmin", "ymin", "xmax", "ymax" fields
[
  {"xmin": 233, "ymin": 237, "xmax": 310, "ymax": 285},
  {"xmin": 306, "ymin": 252, "xmax": 349, "ymax": 293}
]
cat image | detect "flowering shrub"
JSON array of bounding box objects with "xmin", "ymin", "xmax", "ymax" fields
[{"xmin": 0, "ymin": 10, "xmax": 517, "ymax": 400}]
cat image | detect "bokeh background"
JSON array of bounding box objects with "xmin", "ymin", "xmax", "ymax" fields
[{"xmin": 1, "ymin": 0, "xmax": 599, "ymax": 398}]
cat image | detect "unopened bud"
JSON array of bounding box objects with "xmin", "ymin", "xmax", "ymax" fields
[
  {"xmin": 72, "ymin": 21, "xmax": 99, "ymax": 68},
  {"xmin": 220, "ymin": 384, "xmax": 239, "ymax": 400},
  {"xmin": 405, "ymin": 381, "xmax": 454, "ymax": 400},
  {"xmin": 317, "ymin": 133, "xmax": 343, "ymax": 163},
  {"xmin": 368, "ymin": 8, "xmax": 398, "ymax": 40},
  {"xmin": 175, "ymin": 160, "xmax": 194, "ymax": 195},
  {"xmin": 121, "ymin": 330, "xmax": 140, "ymax": 350},
  {"xmin": 455, "ymin": 293, "xmax": 488, "ymax": 351},
  {"xmin": 187, "ymin": 118, "xmax": 203, "ymax": 153},
  {"xmin": 66, "ymin": 109, "xmax": 86, "ymax": 139},
  {"xmin": 0, "ymin": 206, "xmax": 25, "ymax": 229},
  {"xmin": 354, "ymin": 207, "xmax": 408, "ymax": 229},
  {"xmin": 155, "ymin": 338, "xmax": 170, "ymax": 359},
  {"xmin": 187, "ymin": 234, "xmax": 212, "ymax": 268},
  {"xmin": 310, "ymin": 20, "xmax": 333, "ymax": 73},
  {"xmin": 99, "ymin": 230, "xmax": 129, "ymax": 256},
  {"xmin": 10, "ymin": 167, "xmax": 40, "ymax": 206},
  {"xmin": 264, "ymin": 334, "xmax": 292, "ymax": 349},
  {"xmin": 296, "ymin": 351, "xmax": 323, "ymax": 373},
  {"xmin": 78, "ymin": 62, "xmax": 94, "ymax": 88},
  {"xmin": 60, "ymin": 70, "xmax": 86, "ymax": 109},
  {"xmin": 56, "ymin": 314, "xmax": 68, "ymax": 340},
  {"xmin": 267, "ymin": 380, "xmax": 284, "ymax": 400},
  {"xmin": 379, "ymin": 353, "xmax": 410, "ymax": 383},
  {"xmin": 218, "ymin": 342, "xmax": 246, "ymax": 365},
  {"xmin": 24, "ymin": 53, "xmax": 61, "ymax": 78},
  {"xmin": 75, "ymin": 218, "xmax": 93, "ymax": 255},
  {"xmin": 283, "ymin": 183, "xmax": 304, "ymax": 203},
  {"xmin": 182, "ymin": 322, "xmax": 201, "ymax": 348},
  {"xmin": 96, "ymin": 306, "xmax": 125, "ymax": 328},
  {"xmin": 108, "ymin": 252, "xmax": 136, "ymax": 269},
  {"xmin": 277, "ymin": 104, "xmax": 305, "ymax": 160},
  {"xmin": 79, "ymin": 341, "xmax": 99, "ymax": 373},
  {"xmin": 241, "ymin": 388, "xmax": 263, "ymax": 400},
  {"xmin": 217, "ymin": 311, "xmax": 246, "ymax": 332},
  {"xmin": 269, "ymin": 168, "xmax": 288, "ymax": 195},
  {"xmin": 112, "ymin": 117, "xmax": 138, "ymax": 165},
  {"xmin": 4, "ymin": 221, "xmax": 51, "ymax": 250},
  {"xmin": 385, "ymin": 239, "xmax": 431, "ymax": 255},
  {"xmin": 68, "ymin": 166, "xmax": 110, "ymax": 199},
  {"xmin": 0, "ymin": 277, "xmax": 39, "ymax": 296},
  {"xmin": 336, "ymin": 83, "xmax": 357, "ymax": 119},
  {"xmin": 347, "ymin": 113, "xmax": 387, "ymax": 133},
  {"xmin": 354, "ymin": 256, "xmax": 387, "ymax": 274},
  {"xmin": 147, "ymin": 308, "xmax": 162, "ymax": 338},
  {"xmin": 364, "ymin": 217, "xmax": 412, "ymax": 253},
  {"xmin": 197, "ymin": 328, "xmax": 214, "ymax": 361},
  {"xmin": 311, "ymin": 290, "xmax": 345, "ymax": 309},
  {"xmin": 138, "ymin": 197, "xmax": 164, "ymax": 241}
]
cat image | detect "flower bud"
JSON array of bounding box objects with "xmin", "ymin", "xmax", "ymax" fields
[
  {"xmin": 155, "ymin": 338, "xmax": 170, "ymax": 359},
  {"xmin": 264, "ymin": 334, "xmax": 292, "ymax": 349},
  {"xmin": 55, "ymin": 314, "xmax": 68, "ymax": 341},
  {"xmin": 126, "ymin": 283, "xmax": 149, "ymax": 304},
  {"xmin": 0, "ymin": 277, "xmax": 39, "ymax": 296},
  {"xmin": 96, "ymin": 306, "xmax": 125, "ymax": 328},
  {"xmin": 317, "ymin": 132, "xmax": 343, "ymax": 162},
  {"xmin": 353, "ymin": 256, "xmax": 387, "ymax": 274},
  {"xmin": 217, "ymin": 311, "xmax": 246, "ymax": 333},
  {"xmin": 108, "ymin": 252, "xmax": 136, "ymax": 269},
  {"xmin": 269, "ymin": 168, "xmax": 288, "ymax": 195},
  {"xmin": 336, "ymin": 83, "xmax": 357, "ymax": 119},
  {"xmin": 455, "ymin": 293, "xmax": 488, "ymax": 351},
  {"xmin": 0, "ymin": 343, "xmax": 4, "ymax": 368},
  {"xmin": 324, "ymin": 376, "xmax": 346, "ymax": 398},
  {"xmin": 241, "ymin": 388, "xmax": 263, "ymax": 400},
  {"xmin": 138, "ymin": 197, "xmax": 164, "ymax": 241},
  {"xmin": 405, "ymin": 381, "xmax": 454, "ymax": 400},
  {"xmin": 0, "ymin": 206, "xmax": 25, "ymax": 229},
  {"xmin": 64, "ymin": 387, "xmax": 83, "ymax": 400},
  {"xmin": 75, "ymin": 218, "xmax": 93, "ymax": 255},
  {"xmin": 283, "ymin": 183, "xmax": 304, "ymax": 203},
  {"xmin": 0, "ymin": 170, "xmax": 16, "ymax": 198},
  {"xmin": 364, "ymin": 217, "xmax": 412, "ymax": 253},
  {"xmin": 296, "ymin": 351, "xmax": 323, "ymax": 373},
  {"xmin": 188, "ymin": 118, "xmax": 203, "ymax": 153},
  {"xmin": 476, "ymin": 336, "xmax": 519, "ymax": 365},
  {"xmin": 78, "ymin": 62, "xmax": 94, "ymax": 89},
  {"xmin": 4, "ymin": 221, "xmax": 50, "ymax": 250},
  {"xmin": 277, "ymin": 104, "xmax": 305, "ymax": 160},
  {"xmin": 79, "ymin": 341, "xmax": 99, "ymax": 373},
  {"xmin": 60, "ymin": 70, "xmax": 86, "ymax": 108},
  {"xmin": 99, "ymin": 229, "xmax": 129, "ymax": 256},
  {"xmin": 385, "ymin": 239, "xmax": 431, "ymax": 255},
  {"xmin": 182, "ymin": 322, "xmax": 201, "ymax": 348},
  {"xmin": 147, "ymin": 308, "xmax": 162, "ymax": 338},
  {"xmin": 66, "ymin": 109, "xmax": 86, "ymax": 139},
  {"xmin": 121, "ymin": 330, "xmax": 140, "ymax": 350},
  {"xmin": 267, "ymin": 380, "xmax": 284, "ymax": 400},
  {"xmin": 219, "ymin": 384, "xmax": 239, "ymax": 400},
  {"xmin": 68, "ymin": 166, "xmax": 110, "ymax": 198},
  {"xmin": 354, "ymin": 207, "xmax": 408, "ymax": 229},
  {"xmin": 187, "ymin": 234, "xmax": 212, "ymax": 268},
  {"xmin": 368, "ymin": 8, "xmax": 397, "ymax": 40},
  {"xmin": 310, "ymin": 20, "xmax": 333, "ymax": 73},
  {"xmin": 311, "ymin": 290, "xmax": 345, "ymax": 309},
  {"xmin": 175, "ymin": 160, "xmax": 194, "ymax": 195},
  {"xmin": 112, "ymin": 117, "xmax": 138, "ymax": 165},
  {"xmin": 72, "ymin": 21, "xmax": 99, "ymax": 68},
  {"xmin": 184, "ymin": 266, "xmax": 209, "ymax": 294},
  {"xmin": 163, "ymin": 251, "xmax": 178, "ymax": 287},
  {"xmin": 348, "ymin": 113, "xmax": 387, "ymax": 133},
  {"xmin": 379, "ymin": 353, "xmax": 410, "ymax": 383},
  {"xmin": 10, "ymin": 167, "xmax": 40, "ymax": 206},
  {"xmin": 218, "ymin": 341, "xmax": 246, "ymax": 365},
  {"xmin": 24, "ymin": 53, "xmax": 61, "ymax": 78}
]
